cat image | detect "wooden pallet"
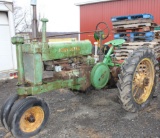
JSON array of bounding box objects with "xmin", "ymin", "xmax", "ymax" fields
[
  {"xmin": 112, "ymin": 26, "xmax": 154, "ymax": 33},
  {"xmin": 112, "ymin": 18, "xmax": 153, "ymax": 26},
  {"xmin": 114, "ymin": 32, "xmax": 154, "ymax": 42},
  {"xmin": 113, "ymin": 23, "xmax": 156, "ymax": 29},
  {"xmin": 111, "ymin": 14, "xmax": 153, "ymax": 22},
  {"xmin": 114, "ymin": 42, "xmax": 160, "ymax": 60},
  {"xmin": 122, "ymin": 41, "xmax": 159, "ymax": 47}
]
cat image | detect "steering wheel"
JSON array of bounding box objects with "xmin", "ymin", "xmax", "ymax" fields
[{"xmin": 94, "ymin": 22, "xmax": 110, "ymax": 41}]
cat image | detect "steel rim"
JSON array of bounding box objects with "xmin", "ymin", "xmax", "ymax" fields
[
  {"xmin": 132, "ymin": 58, "xmax": 155, "ymax": 104},
  {"xmin": 20, "ymin": 106, "xmax": 44, "ymax": 133}
]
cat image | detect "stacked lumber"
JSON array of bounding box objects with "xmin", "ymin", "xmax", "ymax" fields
[
  {"xmin": 114, "ymin": 41, "xmax": 160, "ymax": 60},
  {"xmin": 111, "ymin": 14, "xmax": 156, "ymax": 42},
  {"xmin": 111, "ymin": 14, "xmax": 160, "ymax": 61}
]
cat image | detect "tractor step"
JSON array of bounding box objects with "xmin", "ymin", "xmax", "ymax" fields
[{"xmin": 111, "ymin": 14, "xmax": 154, "ymax": 22}]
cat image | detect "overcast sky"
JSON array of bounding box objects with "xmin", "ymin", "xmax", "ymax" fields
[{"xmin": 15, "ymin": 0, "xmax": 85, "ymax": 32}]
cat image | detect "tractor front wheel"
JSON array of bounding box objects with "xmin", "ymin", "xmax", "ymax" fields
[
  {"xmin": 7, "ymin": 96, "xmax": 49, "ymax": 138},
  {"xmin": 1, "ymin": 94, "xmax": 19, "ymax": 130},
  {"xmin": 117, "ymin": 47, "xmax": 159, "ymax": 112}
]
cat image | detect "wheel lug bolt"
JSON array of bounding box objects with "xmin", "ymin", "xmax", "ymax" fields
[{"xmin": 27, "ymin": 114, "xmax": 35, "ymax": 123}]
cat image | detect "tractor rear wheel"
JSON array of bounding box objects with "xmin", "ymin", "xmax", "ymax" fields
[{"xmin": 117, "ymin": 47, "xmax": 159, "ymax": 112}]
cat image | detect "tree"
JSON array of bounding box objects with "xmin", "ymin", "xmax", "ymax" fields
[{"xmin": 13, "ymin": 1, "xmax": 32, "ymax": 33}]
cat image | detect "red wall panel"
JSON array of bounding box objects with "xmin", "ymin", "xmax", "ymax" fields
[{"xmin": 80, "ymin": 0, "xmax": 160, "ymax": 44}]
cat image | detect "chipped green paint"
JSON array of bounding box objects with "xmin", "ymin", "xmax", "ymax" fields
[
  {"xmin": 103, "ymin": 39, "xmax": 125, "ymax": 66},
  {"xmin": 42, "ymin": 40, "xmax": 92, "ymax": 61},
  {"xmin": 11, "ymin": 19, "xmax": 125, "ymax": 97},
  {"xmin": 17, "ymin": 77, "xmax": 86, "ymax": 95},
  {"xmin": 11, "ymin": 37, "xmax": 24, "ymax": 45},
  {"xmin": 23, "ymin": 53, "xmax": 43, "ymax": 85},
  {"xmin": 22, "ymin": 43, "xmax": 42, "ymax": 54},
  {"xmin": 40, "ymin": 18, "xmax": 92, "ymax": 61},
  {"xmin": 105, "ymin": 39, "xmax": 125, "ymax": 47},
  {"xmin": 11, "ymin": 37, "xmax": 25, "ymax": 85},
  {"xmin": 91, "ymin": 62, "xmax": 110, "ymax": 89},
  {"xmin": 41, "ymin": 18, "xmax": 48, "ymax": 43}
]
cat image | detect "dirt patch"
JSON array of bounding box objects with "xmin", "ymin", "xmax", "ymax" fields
[{"xmin": 0, "ymin": 79, "xmax": 160, "ymax": 138}]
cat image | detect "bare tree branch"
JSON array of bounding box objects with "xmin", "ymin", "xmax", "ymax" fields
[
  {"xmin": 15, "ymin": 12, "xmax": 27, "ymax": 28},
  {"xmin": 13, "ymin": 1, "xmax": 32, "ymax": 33}
]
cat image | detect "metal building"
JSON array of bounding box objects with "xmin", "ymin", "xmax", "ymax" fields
[{"xmin": 76, "ymin": 0, "xmax": 160, "ymax": 44}]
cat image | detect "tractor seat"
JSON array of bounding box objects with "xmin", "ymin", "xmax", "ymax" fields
[{"xmin": 105, "ymin": 39, "xmax": 125, "ymax": 47}]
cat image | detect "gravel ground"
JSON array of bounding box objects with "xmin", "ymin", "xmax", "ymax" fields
[{"xmin": 0, "ymin": 79, "xmax": 160, "ymax": 138}]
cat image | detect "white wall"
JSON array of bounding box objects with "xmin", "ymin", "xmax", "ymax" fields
[{"xmin": 0, "ymin": 1, "xmax": 16, "ymax": 71}]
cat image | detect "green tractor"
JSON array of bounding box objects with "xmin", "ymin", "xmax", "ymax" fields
[{"xmin": 1, "ymin": 18, "xmax": 159, "ymax": 138}]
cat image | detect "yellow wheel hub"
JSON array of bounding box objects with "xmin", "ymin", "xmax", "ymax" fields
[
  {"xmin": 20, "ymin": 106, "xmax": 44, "ymax": 133},
  {"xmin": 132, "ymin": 58, "xmax": 155, "ymax": 104}
]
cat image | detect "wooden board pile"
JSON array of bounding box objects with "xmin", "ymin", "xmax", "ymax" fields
[
  {"xmin": 114, "ymin": 42, "xmax": 160, "ymax": 60},
  {"xmin": 111, "ymin": 14, "xmax": 156, "ymax": 42},
  {"xmin": 111, "ymin": 14, "xmax": 160, "ymax": 61}
]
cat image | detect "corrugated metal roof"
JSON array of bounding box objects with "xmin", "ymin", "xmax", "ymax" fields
[{"xmin": 75, "ymin": 0, "xmax": 117, "ymax": 6}]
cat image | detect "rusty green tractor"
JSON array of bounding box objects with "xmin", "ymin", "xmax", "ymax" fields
[{"xmin": 1, "ymin": 18, "xmax": 159, "ymax": 138}]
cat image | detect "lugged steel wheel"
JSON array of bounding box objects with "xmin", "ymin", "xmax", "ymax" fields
[
  {"xmin": 1, "ymin": 94, "xmax": 19, "ymax": 130},
  {"xmin": 117, "ymin": 47, "xmax": 159, "ymax": 112},
  {"xmin": 132, "ymin": 58, "xmax": 154, "ymax": 104},
  {"xmin": 7, "ymin": 97, "xmax": 49, "ymax": 138}
]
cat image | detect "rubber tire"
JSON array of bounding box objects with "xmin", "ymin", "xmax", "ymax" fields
[
  {"xmin": 117, "ymin": 47, "xmax": 159, "ymax": 112},
  {"xmin": 7, "ymin": 97, "xmax": 50, "ymax": 138},
  {"xmin": 1, "ymin": 94, "xmax": 19, "ymax": 130}
]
